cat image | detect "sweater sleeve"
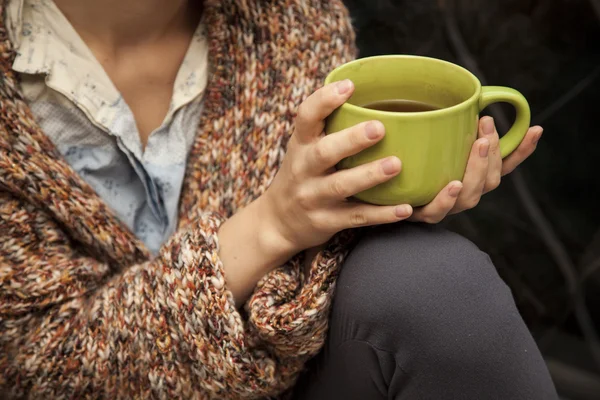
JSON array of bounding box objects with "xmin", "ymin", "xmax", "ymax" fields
[{"xmin": 0, "ymin": 192, "xmax": 302, "ymax": 399}]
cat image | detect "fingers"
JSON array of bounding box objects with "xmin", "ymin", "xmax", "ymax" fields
[
  {"xmin": 295, "ymin": 80, "xmax": 355, "ymax": 143},
  {"xmin": 327, "ymin": 202, "xmax": 413, "ymax": 231},
  {"xmin": 451, "ymin": 138, "xmax": 490, "ymax": 213},
  {"xmin": 501, "ymin": 126, "xmax": 543, "ymax": 176},
  {"xmin": 411, "ymin": 121, "xmax": 542, "ymax": 221},
  {"xmin": 409, "ymin": 181, "xmax": 463, "ymax": 223},
  {"xmin": 310, "ymin": 120, "xmax": 385, "ymax": 171},
  {"xmin": 479, "ymin": 117, "xmax": 502, "ymax": 193},
  {"xmin": 315, "ymin": 156, "xmax": 401, "ymax": 201}
]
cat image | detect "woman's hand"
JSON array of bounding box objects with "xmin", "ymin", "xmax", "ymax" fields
[
  {"xmin": 260, "ymin": 80, "xmax": 413, "ymax": 253},
  {"xmin": 219, "ymin": 80, "xmax": 412, "ymax": 303},
  {"xmin": 219, "ymin": 82, "xmax": 543, "ymax": 303},
  {"xmin": 408, "ymin": 117, "xmax": 544, "ymax": 224}
]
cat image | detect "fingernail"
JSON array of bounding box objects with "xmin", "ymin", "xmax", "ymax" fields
[
  {"xmin": 365, "ymin": 121, "xmax": 383, "ymax": 140},
  {"xmin": 448, "ymin": 183, "xmax": 462, "ymax": 198},
  {"xmin": 336, "ymin": 79, "xmax": 353, "ymax": 95},
  {"xmin": 533, "ymin": 127, "xmax": 544, "ymax": 145},
  {"xmin": 483, "ymin": 117, "xmax": 495, "ymax": 135},
  {"xmin": 479, "ymin": 140, "xmax": 490, "ymax": 158},
  {"xmin": 395, "ymin": 205, "xmax": 412, "ymax": 218},
  {"xmin": 381, "ymin": 157, "xmax": 401, "ymax": 175}
]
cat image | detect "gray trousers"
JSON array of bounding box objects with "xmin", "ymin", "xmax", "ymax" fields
[{"xmin": 293, "ymin": 223, "xmax": 559, "ymax": 400}]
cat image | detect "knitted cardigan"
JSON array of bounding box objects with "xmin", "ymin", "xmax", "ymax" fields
[{"xmin": 0, "ymin": 0, "xmax": 357, "ymax": 398}]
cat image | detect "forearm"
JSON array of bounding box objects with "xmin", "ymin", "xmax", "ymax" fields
[
  {"xmin": 1, "ymin": 223, "xmax": 285, "ymax": 398},
  {"xmin": 218, "ymin": 196, "xmax": 298, "ymax": 305}
]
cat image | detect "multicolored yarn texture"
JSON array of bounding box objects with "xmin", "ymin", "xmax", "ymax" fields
[{"xmin": 0, "ymin": 0, "xmax": 357, "ymax": 398}]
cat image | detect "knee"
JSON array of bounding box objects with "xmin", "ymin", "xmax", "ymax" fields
[{"xmin": 333, "ymin": 223, "xmax": 519, "ymax": 346}]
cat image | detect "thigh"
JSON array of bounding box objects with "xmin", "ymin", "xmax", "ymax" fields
[
  {"xmin": 293, "ymin": 223, "xmax": 558, "ymax": 400},
  {"xmin": 291, "ymin": 338, "xmax": 396, "ymax": 400}
]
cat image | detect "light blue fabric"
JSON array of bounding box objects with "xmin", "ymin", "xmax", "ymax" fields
[{"xmin": 29, "ymin": 97, "xmax": 204, "ymax": 255}]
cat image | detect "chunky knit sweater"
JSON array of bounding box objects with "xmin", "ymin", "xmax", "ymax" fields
[{"xmin": 0, "ymin": 0, "xmax": 356, "ymax": 398}]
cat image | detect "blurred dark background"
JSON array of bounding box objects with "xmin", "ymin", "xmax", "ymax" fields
[{"xmin": 342, "ymin": 0, "xmax": 600, "ymax": 398}]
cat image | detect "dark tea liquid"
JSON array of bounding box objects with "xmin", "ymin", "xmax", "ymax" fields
[{"xmin": 363, "ymin": 99, "xmax": 441, "ymax": 112}]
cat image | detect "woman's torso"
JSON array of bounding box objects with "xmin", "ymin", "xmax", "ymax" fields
[{"xmin": 6, "ymin": 0, "xmax": 208, "ymax": 253}]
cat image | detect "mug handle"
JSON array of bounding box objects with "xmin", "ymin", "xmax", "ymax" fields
[{"xmin": 479, "ymin": 86, "xmax": 531, "ymax": 158}]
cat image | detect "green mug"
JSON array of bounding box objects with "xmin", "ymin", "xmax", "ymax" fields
[{"xmin": 324, "ymin": 55, "xmax": 531, "ymax": 206}]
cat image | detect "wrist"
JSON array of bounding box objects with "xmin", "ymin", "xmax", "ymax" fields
[
  {"xmin": 216, "ymin": 193, "xmax": 304, "ymax": 304},
  {"xmin": 253, "ymin": 192, "xmax": 301, "ymax": 263}
]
